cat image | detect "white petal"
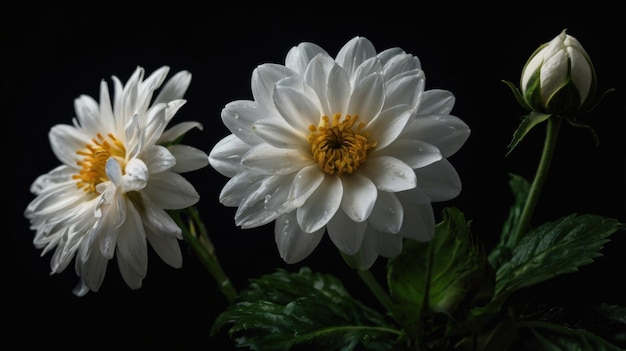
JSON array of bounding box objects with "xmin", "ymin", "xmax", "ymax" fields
[
  {"xmin": 402, "ymin": 114, "xmax": 470, "ymax": 158},
  {"xmin": 73, "ymin": 94, "xmax": 102, "ymax": 136},
  {"xmin": 375, "ymin": 139, "xmax": 441, "ymax": 169},
  {"xmin": 368, "ymin": 191, "xmax": 403, "ymax": 234},
  {"xmin": 352, "ymin": 56, "xmax": 383, "ymax": 87},
  {"xmin": 367, "ymin": 104, "xmax": 412, "ymax": 151},
  {"xmin": 105, "ymin": 157, "xmax": 124, "ymax": 186},
  {"xmin": 275, "ymin": 211, "xmax": 324, "ymax": 264},
  {"xmin": 303, "ymin": 54, "xmax": 336, "ymax": 114},
  {"xmin": 568, "ymin": 47, "xmax": 592, "ymax": 102},
  {"xmin": 142, "ymin": 145, "xmax": 175, "ymax": 174},
  {"xmin": 273, "ymin": 76, "xmax": 322, "ymax": 132},
  {"xmin": 251, "ymin": 63, "xmax": 296, "ymax": 110},
  {"xmin": 252, "ymin": 117, "xmax": 309, "ymax": 150},
  {"xmin": 285, "ymin": 165, "xmax": 325, "ymax": 208},
  {"xmin": 153, "ymin": 69, "xmax": 191, "ymax": 104},
  {"xmin": 140, "ymin": 195, "xmax": 183, "ymax": 239},
  {"xmin": 221, "ymin": 100, "xmax": 265, "ymax": 145},
  {"xmin": 415, "ymin": 159, "xmax": 462, "ymax": 202},
  {"xmin": 144, "ymin": 172, "xmax": 199, "ymax": 209},
  {"xmin": 99, "ymin": 199, "xmax": 123, "ymax": 259},
  {"xmin": 158, "ymin": 120, "xmax": 203, "ymax": 144},
  {"xmin": 49, "ymin": 124, "xmax": 90, "ymax": 168},
  {"xmin": 540, "ymin": 50, "xmax": 568, "ymax": 102},
  {"xmin": 235, "ymin": 174, "xmax": 295, "ymax": 228},
  {"xmin": 348, "ymin": 72, "xmax": 384, "ymax": 125},
  {"xmin": 219, "ymin": 171, "xmax": 266, "ymax": 207},
  {"xmin": 340, "ymin": 173, "xmax": 377, "ymax": 222},
  {"xmin": 147, "ymin": 233, "xmax": 182, "ymax": 269},
  {"xmin": 78, "ymin": 245, "xmax": 109, "ymax": 293},
  {"xmin": 209, "ymin": 134, "xmax": 252, "ymax": 178},
  {"xmin": 396, "ymin": 189, "xmax": 435, "ymax": 241},
  {"xmin": 336, "ymin": 36, "xmax": 377, "ymax": 78},
  {"xmin": 346, "ymin": 227, "xmax": 383, "ymax": 269},
  {"xmin": 358, "ymin": 156, "xmax": 417, "ymax": 192},
  {"xmin": 327, "ymin": 208, "xmax": 366, "ymax": 255},
  {"xmin": 122, "ymin": 158, "xmax": 149, "ymax": 193},
  {"xmin": 416, "ymin": 89, "xmax": 455, "ymax": 116},
  {"xmin": 115, "ymin": 202, "xmax": 147, "ymax": 290},
  {"xmin": 384, "ymin": 69, "xmax": 424, "ymax": 109},
  {"xmin": 382, "ymin": 53, "xmax": 422, "ymax": 80},
  {"xmin": 28, "ymin": 165, "xmax": 75, "ymax": 195},
  {"xmin": 325, "ymin": 63, "xmax": 351, "ymax": 116},
  {"xmin": 143, "ymin": 102, "xmax": 173, "ymax": 147},
  {"xmin": 286, "ymin": 42, "xmax": 327, "ymax": 75},
  {"xmin": 168, "ymin": 144, "xmax": 209, "ymax": 173},
  {"xmin": 378, "ymin": 233, "xmax": 403, "ymax": 258},
  {"xmin": 297, "ymin": 175, "xmax": 342, "ymax": 233},
  {"xmin": 242, "ymin": 143, "xmax": 314, "ymax": 175}
]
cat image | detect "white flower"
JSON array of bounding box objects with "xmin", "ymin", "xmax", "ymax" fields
[
  {"xmin": 25, "ymin": 66, "xmax": 208, "ymax": 296},
  {"xmin": 209, "ymin": 36, "xmax": 470, "ymax": 269},
  {"xmin": 520, "ymin": 29, "xmax": 596, "ymax": 115}
]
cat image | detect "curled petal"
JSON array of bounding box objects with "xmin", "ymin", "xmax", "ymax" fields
[{"xmin": 122, "ymin": 158, "xmax": 149, "ymax": 193}]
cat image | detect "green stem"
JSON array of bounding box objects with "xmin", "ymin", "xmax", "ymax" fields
[
  {"xmin": 510, "ymin": 116, "xmax": 562, "ymax": 247},
  {"xmin": 172, "ymin": 206, "xmax": 238, "ymax": 304},
  {"xmin": 356, "ymin": 269, "xmax": 396, "ymax": 317},
  {"xmin": 356, "ymin": 269, "xmax": 415, "ymax": 339}
]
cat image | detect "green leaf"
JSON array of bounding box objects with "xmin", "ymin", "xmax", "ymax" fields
[
  {"xmin": 488, "ymin": 173, "xmax": 531, "ymax": 268},
  {"xmin": 211, "ymin": 267, "xmax": 398, "ymax": 351},
  {"xmin": 507, "ymin": 111, "xmax": 553, "ymax": 156},
  {"xmin": 502, "ymin": 80, "xmax": 531, "ymax": 111},
  {"xmin": 387, "ymin": 207, "xmax": 495, "ymax": 328},
  {"xmin": 519, "ymin": 320, "xmax": 624, "ymax": 351},
  {"xmin": 494, "ymin": 214, "xmax": 622, "ymax": 302}
]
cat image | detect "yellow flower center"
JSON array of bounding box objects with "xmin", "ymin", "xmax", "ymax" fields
[
  {"xmin": 73, "ymin": 133, "xmax": 126, "ymax": 193},
  {"xmin": 308, "ymin": 114, "xmax": 376, "ymax": 175}
]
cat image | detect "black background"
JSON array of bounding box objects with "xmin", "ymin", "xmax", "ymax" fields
[{"xmin": 4, "ymin": 9, "xmax": 625, "ymax": 350}]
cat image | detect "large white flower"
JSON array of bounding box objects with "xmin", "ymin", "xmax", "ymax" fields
[
  {"xmin": 25, "ymin": 66, "xmax": 209, "ymax": 296},
  {"xmin": 209, "ymin": 36, "xmax": 470, "ymax": 269}
]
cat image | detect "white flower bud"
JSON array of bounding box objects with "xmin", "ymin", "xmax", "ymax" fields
[{"xmin": 520, "ymin": 29, "xmax": 596, "ymax": 115}]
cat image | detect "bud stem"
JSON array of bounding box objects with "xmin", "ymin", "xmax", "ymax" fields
[
  {"xmin": 172, "ymin": 206, "xmax": 239, "ymax": 304},
  {"xmin": 510, "ymin": 116, "xmax": 562, "ymax": 247}
]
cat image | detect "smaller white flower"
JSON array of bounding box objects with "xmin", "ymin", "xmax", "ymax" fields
[
  {"xmin": 520, "ymin": 29, "xmax": 596, "ymax": 115},
  {"xmin": 25, "ymin": 66, "xmax": 209, "ymax": 296},
  {"xmin": 209, "ymin": 36, "xmax": 470, "ymax": 269}
]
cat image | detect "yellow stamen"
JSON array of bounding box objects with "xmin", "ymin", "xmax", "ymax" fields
[
  {"xmin": 72, "ymin": 133, "xmax": 126, "ymax": 193},
  {"xmin": 308, "ymin": 114, "xmax": 376, "ymax": 175}
]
